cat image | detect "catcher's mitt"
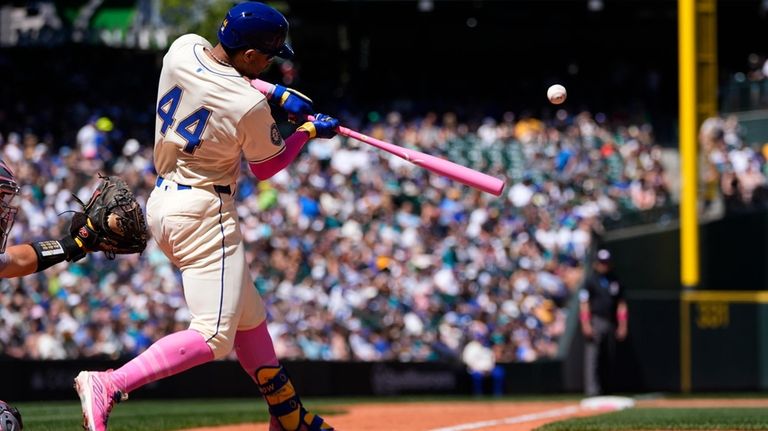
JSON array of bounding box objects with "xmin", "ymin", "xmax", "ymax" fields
[{"xmin": 72, "ymin": 175, "xmax": 148, "ymax": 259}]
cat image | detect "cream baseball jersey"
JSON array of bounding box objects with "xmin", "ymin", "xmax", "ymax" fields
[{"xmin": 153, "ymin": 34, "xmax": 285, "ymax": 188}]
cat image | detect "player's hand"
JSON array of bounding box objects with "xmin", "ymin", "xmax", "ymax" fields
[
  {"xmin": 69, "ymin": 212, "xmax": 98, "ymax": 252},
  {"xmin": 581, "ymin": 321, "xmax": 593, "ymax": 340},
  {"xmin": 272, "ymin": 85, "xmax": 314, "ymax": 123},
  {"xmin": 298, "ymin": 113, "xmax": 339, "ymax": 139}
]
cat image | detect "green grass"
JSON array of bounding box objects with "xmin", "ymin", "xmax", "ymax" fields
[
  {"xmin": 664, "ymin": 392, "xmax": 768, "ymax": 399},
  {"xmin": 536, "ymin": 407, "xmax": 768, "ymax": 430},
  {"xmin": 14, "ymin": 398, "xmax": 341, "ymax": 431}
]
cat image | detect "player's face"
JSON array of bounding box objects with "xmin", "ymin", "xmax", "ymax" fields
[
  {"xmin": 595, "ymin": 260, "xmax": 609, "ymax": 274},
  {"xmin": 235, "ymin": 49, "xmax": 275, "ymax": 79}
]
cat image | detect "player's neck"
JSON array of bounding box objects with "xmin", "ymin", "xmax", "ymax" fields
[{"xmin": 206, "ymin": 45, "xmax": 233, "ymax": 68}]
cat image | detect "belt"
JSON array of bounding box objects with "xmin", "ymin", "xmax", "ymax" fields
[{"xmin": 156, "ymin": 176, "xmax": 231, "ymax": 195}]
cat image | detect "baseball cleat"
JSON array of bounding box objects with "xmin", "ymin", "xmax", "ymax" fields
[
  {"xmin": 74, "ymin": 370, "xmax": 128, "ymax": 431},
  {"xmin": 258, "ymin": 365, "xmax": 334, "ymax": 431},
  {"xmin": 269, "ymin": 411, "xmax": 335, "ymax": 431}
]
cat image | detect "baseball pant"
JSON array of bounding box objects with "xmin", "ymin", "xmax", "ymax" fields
[
  {"xmin": 147, "ymin": 182, "xmax": 266, "ymax": 358},
  {"xmin": 584, "ymin": 315, "xmax": 617, "ymax": 396}
]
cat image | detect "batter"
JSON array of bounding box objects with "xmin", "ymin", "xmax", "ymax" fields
[{"xmin": 74, "ymin": 2, "xmax": 338, "ymax": 430}]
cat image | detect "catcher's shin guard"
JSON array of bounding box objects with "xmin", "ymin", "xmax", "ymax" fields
[{"xmin": 256, "ymin": 365, "xmax": 333, "ymax": 431}]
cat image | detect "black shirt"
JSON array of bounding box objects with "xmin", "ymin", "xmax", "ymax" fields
[{"xmin": 581, "ymin": 270, "xmax": 624, "ymax": 322}]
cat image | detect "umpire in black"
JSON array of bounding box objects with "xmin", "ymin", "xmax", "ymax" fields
[{"xmin": 579, "ymin": 248, "xmax": 628, "ymax": 396}]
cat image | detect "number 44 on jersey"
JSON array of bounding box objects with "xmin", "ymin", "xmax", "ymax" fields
[{"xmin": 157, "ymin": 85, "xmax": 211, "ymax": 154}]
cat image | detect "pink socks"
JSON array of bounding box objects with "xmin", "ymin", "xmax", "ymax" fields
[
  {"xmin": 108, "ymin": 324, "xmax": 276, "ymax": 394},
  {"xmin": 111, "ymin": 329, "xmax": 214, "ymax": 394},
  {"xmin": 234, "ymin": 322, "xmax": 279, "ymax": 380}
]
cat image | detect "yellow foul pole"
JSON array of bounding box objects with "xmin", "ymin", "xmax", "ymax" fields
[
  {"xmin": 679, "ymin": 0, "xmax": 699, "ymax": 395},
  {"xmin": 679, "ymin": 0, "xmax": 698, "ymax": 289}
]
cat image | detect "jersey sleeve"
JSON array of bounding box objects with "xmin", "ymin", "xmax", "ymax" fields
[
  {"xmin": 578, "ymin": 288, "xmax": 590, "ymax": 302},
  {"xmin": 238, "ymin": 99, "xmax": 286, "ymax": 163},
  {"xmin": 579, "ymin": 274, "xmax": 594, "ymax": 302}
]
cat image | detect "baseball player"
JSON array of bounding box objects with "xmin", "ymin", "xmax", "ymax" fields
[{"xmin": 74, "ymin": 2, "xmax": 337, "ymax": 431}]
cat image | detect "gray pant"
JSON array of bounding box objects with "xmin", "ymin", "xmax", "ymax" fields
[{"xmin": 584, "ymin": 316, "xmax": 617, "ymax": 396}]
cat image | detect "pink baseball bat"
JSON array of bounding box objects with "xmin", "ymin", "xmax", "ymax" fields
[
  {"xmin": 321, "ymin": 118, "xmax": 506, "ymax": 196},
  {"xmin": 250, "ymin": 81, "xmax": 505, "ymax": 195}
]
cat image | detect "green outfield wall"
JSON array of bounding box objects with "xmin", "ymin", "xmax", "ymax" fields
[
  {"xmin": 580, "ymin": 209, "xmax": 768, "ymax": 393},
  {"xmin": 680, "ymin": 291, "xmax": 768, "ymax": 391}
]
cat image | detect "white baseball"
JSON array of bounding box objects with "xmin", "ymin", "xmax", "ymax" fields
[{"xmin": 547, "ymin": 84, "xmax": 567, "ymax": 105}]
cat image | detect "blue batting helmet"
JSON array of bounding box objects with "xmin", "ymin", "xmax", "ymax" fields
[{"xmin": 218, "ymin": 2, "xmax": 294, "ymax": 59}]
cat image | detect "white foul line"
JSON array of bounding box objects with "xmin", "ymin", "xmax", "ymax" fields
[{"xmin": 426, "ymin": 405, "xmax": 582, "ymax": 431}]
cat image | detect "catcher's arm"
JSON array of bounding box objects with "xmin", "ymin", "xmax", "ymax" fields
[
  {"xmin": 0, "ymin": 244, "xmax": 49, "ymax": 277},
  {"xmin": 25, "ymin": 214, "xmax": 91, "ymax": 273}
]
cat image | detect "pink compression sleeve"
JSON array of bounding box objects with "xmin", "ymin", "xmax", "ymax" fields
[
  {"xmin": 250, "ymin": 79, "xmax": 276, "ymax": 99},
  {"xmin": 111, "ymin": 329, "xmax": 214, "ymax": 394},
  {"xmin": 235, "ymin": 322, "xmax": 280, "ymax": 381},
  {"xmin": 249, "ymin": 130, "xmax": 310, "ymax": 181}
]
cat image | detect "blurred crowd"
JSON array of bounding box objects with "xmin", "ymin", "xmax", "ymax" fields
[
  {"xmin": 0, "ymin": 107, "xmax": 676, "ymax": 363},
  {"xmin": 700, "ymin": 114, "xmax": 768, "ymax": 215}
]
